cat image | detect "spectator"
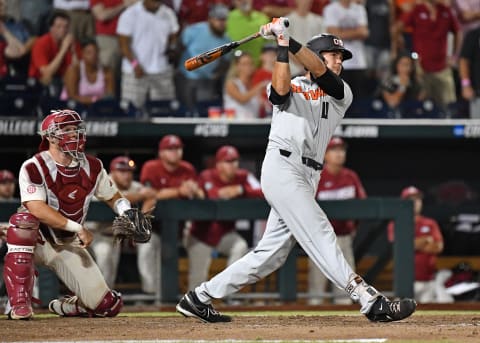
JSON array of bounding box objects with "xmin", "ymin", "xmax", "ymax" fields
[
  {"xmin": 19, "ymin": 0, "xmax": 52, "ymax": 36},
  {"xmin": 398, "ymin": 0, "xmax": 461, "ymax": 116},
  {"xmin": 378, "ymin": 51, "xmax": 425, "ymax": 117},
  {"xmin": 309, "ymin": 137, "xmax": 367, "ymax": 305},
  {"xmin": 0, "ymin": 0, "xmax": 36, "ymax": 78},
  {"xmin": 253, "ymin": 0, "xmax": 295, "ymax": 18},
  {"xmin": 178, "ymin": 0, "xmax": 232, "ymax": 28},
  {"xmin": 364, "ymin": 0, "xmax": 394, "ymax": 83},
  {"xmin": 459, "ymin": 27, "xmax": 480, "ymax": 118},
  {"xmin": 227, "ymin": 0, "xmax": 269, "ymax": 65},
  {"xmin": 177, "ymin": 4, "xmax": 231, "ymax": 114},
  {"xmin": 223, "ymin": 50, "xmax": 268, "ymax": 119},
  {"xmin": 388, "ymin": 186, "xmax": 451, "ymax": 303},
  {"xmin": 89, "ymin": 156, "xmax": 157, "ymax": 288},
  {"xmin": 28, "ymin": 11, "xmax": 80, "ymax": 97},
  {"xmin": 117, "ymin": 0, "xmax": 179, "ymax": 109},
  {"xmin": 61, "ymin": 39, "xmax": 115, "ymax": 105},
  {"xmin": 310, "ymin": 0, "xmax": 330, "ymax": 16},
  {"xmin": 324, "ymin": 0, "xmax": 370, "ymax": 99},
  {"xmin": 452, "ymin": 0, "xmax": 480, "ymax": 36},
  {"xmin": 184, "ymin": 145, "xmax": 263, "ymax": 290},
  {"xmin": 139, "ymin": 135, "xmax": 204, "ymax": 295},
  {"xmin": 53, "ymin": 0, "xmax": 95, "ymax": 42},
  {"xmin": 90, "ymin": 0, "xmax": 138, "ymax": 76},
  {"xmin": 286, "ymin": 0, "xmax": 324, "ymax": 77},
  {"xmin": 252, "ymin": 43, "xmax": 276, "ymax": 117},
  {"xmin": 0, "ymin": 169, "xmax": 15, "ymax": 200}
]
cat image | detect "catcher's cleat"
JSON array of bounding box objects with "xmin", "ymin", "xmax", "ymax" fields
[
  {"xmin": 8, "ymin": 304, "xmax": 33, "ymax": 320},
  {"xmin": 176, "ymin": 291, "xmax": 231, "ymax": 323},
  {"xmin": 49, "ymin": 295, "xmax": 90, "ymax": 317},
  {"xmin": 366, "ymin": 296, "xmax": 417, "ymax": 322}
]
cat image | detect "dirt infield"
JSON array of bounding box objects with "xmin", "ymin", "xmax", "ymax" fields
[{"xmin": 2, "ymin": 305, "xmax": 480, "ymax": 343}]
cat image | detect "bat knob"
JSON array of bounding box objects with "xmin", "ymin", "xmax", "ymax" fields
[{"xmin": 283, "ymin": 18, "xmax": 289, "ymax": 27}]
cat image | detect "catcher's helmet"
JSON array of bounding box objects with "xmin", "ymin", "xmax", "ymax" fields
[
  {"xmin": 306, "ymin": 34, "xmax": 353, "ymax": 61},
  {"xmin": 38, "ymin": 109, "xmax": 86, "ymax": 159}
]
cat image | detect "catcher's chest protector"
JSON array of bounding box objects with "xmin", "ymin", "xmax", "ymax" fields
[{"xmin": 31, "ymin": 152, "xmax": 101, "ymax": 241}]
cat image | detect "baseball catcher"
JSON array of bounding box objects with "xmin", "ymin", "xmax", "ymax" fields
[{"xmin": 112, "ymin": 208, "xmax": 153, "ymax": 243}]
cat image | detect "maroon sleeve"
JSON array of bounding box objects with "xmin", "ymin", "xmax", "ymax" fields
[
  {"xmin": 140, "ymin": 161, "xmax": 156, "ymax": 187},
  {"xmin": 199, "ymin": 169, "xmax": 221, "ymax": 199},
  {"xmin": 351, "ymin": 170, "xmax": 367, "ymax": 199},
  {"xmin": 387, "ymin": 221, "xmax": 395, "ymax": 242},
  {"xmin": 401, "ymin": 5, "xmax": 415, "ymax": 28}
]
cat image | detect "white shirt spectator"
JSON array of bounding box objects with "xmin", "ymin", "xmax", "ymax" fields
[
  {"xmin": 117, "ymin": 1, "xmax": 179, "ymax": 74},
  {"xmin": 287, "ymin": 10, "xmax": 324, "ymax": 76},
  {"xmin": 323, "ymin": 1, "xmax": 368, "ymax": 70},
  {"xmin": 53, "ymin": 0, "xmax": 90, "ymax": 10}
]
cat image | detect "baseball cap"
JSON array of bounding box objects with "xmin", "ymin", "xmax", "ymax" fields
[
  {"xmin": 327, "ymin": 136, "xmax": 346, "ymax": 150},
  {"xmin": 158, "ymin": 135, "xmax": 184, "ymax": 150},
  {"xmin": 0, "ymin": 169, "xmax": 15, "ymax": 183},
  {"xmin": 110, "ymin": 156, "xmax": 136, "ymax": 172},
  {"xmin": 401, "ymin": 186, "xmax": 423, "ymax": 199},
  {"xmin": 216, "ymin": 145, "xmax": 240, "ymax": 162},
  {"xmin": 209, "ymin": 4, "xmax": 229, "ymax": 19}
]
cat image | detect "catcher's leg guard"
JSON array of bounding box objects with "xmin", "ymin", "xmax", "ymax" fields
[
  {"xmin": 3, "ymin": 213, "xmax": 39, "ymax": 320},
  {"xmin": 49, "ymin": 291, "xmax": 122, "ymax": 317},
  {"xmin": 92, "ymin": 290, "xmax": 123, "ymax": 317}
]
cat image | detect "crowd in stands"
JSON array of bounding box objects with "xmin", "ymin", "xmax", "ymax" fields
[{"xmin": 0, "ymin": 0, "xmax": 479, "ymax": 119}]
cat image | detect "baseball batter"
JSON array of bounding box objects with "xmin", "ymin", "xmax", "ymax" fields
[
  {"xmin": 177, "ymin": 17, "xmax": 416, "ymax": 323},
  {"xmin": 3, "ymin": 110, "xmax": 131, "ymax": 320}
]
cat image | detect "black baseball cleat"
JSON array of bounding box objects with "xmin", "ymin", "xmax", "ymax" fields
[
  {"xmin": 176, "ymin": 291, "xmax": 231, "ymax": 323},
  {"xmin": 366, "ymin": 296, "xmax": 417, "ymax": 322}
]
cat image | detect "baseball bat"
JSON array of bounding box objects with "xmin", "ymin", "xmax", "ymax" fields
[{"xmin": 184, "ymin": 19, "xmax": 289, "ymax": 72}]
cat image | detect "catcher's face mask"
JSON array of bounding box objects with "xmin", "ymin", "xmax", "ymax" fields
[{"xmin": 38, "ymin": 110, "xmax": 86, "ymax": 160}]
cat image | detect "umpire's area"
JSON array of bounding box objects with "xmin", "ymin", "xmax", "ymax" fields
[{"xmin": 2, "ymin": 306, "xmax": 479, "ymax": 343}]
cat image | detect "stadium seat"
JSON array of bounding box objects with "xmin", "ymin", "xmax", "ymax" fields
[
  {"xmin": 346, "ymin": 97, "xmax": 395, "ymax": 118},
  {"xmin": 0, "ymin": 93, "xmax": 41, "ymax": 117},
  {"xmin": 399, "ymin": 100, "xmax": 442, "ymax": 119},
  {"xmin": 87, "ymin": 98, "xmax": 137, "ymax": 118},
  {"xmin": 145, "ymin": 99, "xmax": 186, "ymax": 117}
]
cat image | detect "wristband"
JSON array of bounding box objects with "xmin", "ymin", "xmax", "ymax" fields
[
  {"xmin": 461, "ymin": 78, "xmax": 471, "ymax": 87},
  {"xmin": 288, "ymin": 38, "xmax": 302, "ymax": 55},
  {"xmin": 114, "ymin": 197, "xmax": 131, "ymax": 215},
  {"xmin": 64, "ymin": 219, "xmax": 82, "ymax": 233},
  {"xmin": 277, "ymin": 46, "xmax": 289, "ymax": 63},
  {"xmin": 130, "ymin": 59, "xmax": 139, "ymax": 69}
]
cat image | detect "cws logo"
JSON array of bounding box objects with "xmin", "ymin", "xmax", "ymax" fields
[
  {"xmin": 454, "ymin": 125, "xmax": 480, "ymax": 138},
  {"xmin": 334, "ymin": 125, "xmax": 379, "ymax": 138},
  {"xmin": 194, "ymin": 123, "xmax": 229, "ymax": 137}
]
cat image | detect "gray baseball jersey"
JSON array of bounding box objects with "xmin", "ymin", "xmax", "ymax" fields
[{"xmin": 195, "ymin": 75, "xmax": 357, "ymax": 306}]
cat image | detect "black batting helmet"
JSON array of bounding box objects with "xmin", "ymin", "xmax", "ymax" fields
[{"xmin": 306, "ymin": 34, "xmax": 353, "ymax": 61}]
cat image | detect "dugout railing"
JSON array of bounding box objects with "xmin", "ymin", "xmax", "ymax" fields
[{"xmin": 0, "ymin": 198, "xmax": 414, "ymax": 303}]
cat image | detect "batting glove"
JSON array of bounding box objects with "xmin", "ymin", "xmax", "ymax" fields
[
  {"xmin": 270, "ymin": 17, "xmax": 289, "ymax": 47},
  {"xmin": 260, "ymin": 22, "xmax": 276, "ymax": 40}
]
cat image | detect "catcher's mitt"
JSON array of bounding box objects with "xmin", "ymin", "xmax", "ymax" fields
[{"xmin": 112, "ymin": 208, "xmax": 153, "ymax": 243}]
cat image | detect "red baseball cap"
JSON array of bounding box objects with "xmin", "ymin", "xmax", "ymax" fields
[
  {"xmin": 158, "ymin": 135, "xmax": 184, "ymax": 150},
  {"xmin": 216, "ymin": 145, "xmax": 240, "ymax": 162},
  {"xmin": 110, "ymin": 156, "xmax": 136, "ymax": 172},
  {"xmin": 327, "ymin": 136, "xmax": 346, "ymax": 150},
  {"xmin": 0, "ymin": 169, "xmax": 15, "ymax": 183},
  {"xmin": 401, "ymin": 186, "xmax": 423, "ymax": 199}
]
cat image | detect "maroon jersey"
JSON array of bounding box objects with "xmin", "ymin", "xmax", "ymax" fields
[
  {"xmin": 190, "ymin": 168, "xmax": 263, "ymax": 246},
  {"xmin": 19, "ymin": 151, "xmax": 114, "ymax": 243},
  {"xmin": 140, "ymin": 159, "xmax": 198, "ymax": 193},
  {"xmin": 388, "ymin": 215, "xmax": 443, "ymax": 281},
  {"xmin": 316, "ymin": 167, "xmax": 367, "ymax": 235},
  {"xmin": 402, "ymin": 3, "xmax": 459, "ymax": 72}
]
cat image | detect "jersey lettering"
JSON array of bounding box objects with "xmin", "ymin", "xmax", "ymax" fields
[
  {"xmin": 321, "ymin": 102, "xmax": 329, "ymax": 119},
  {"xmin": 291, "ymin": 84, "xmax": 326, "ymax": 101}
]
